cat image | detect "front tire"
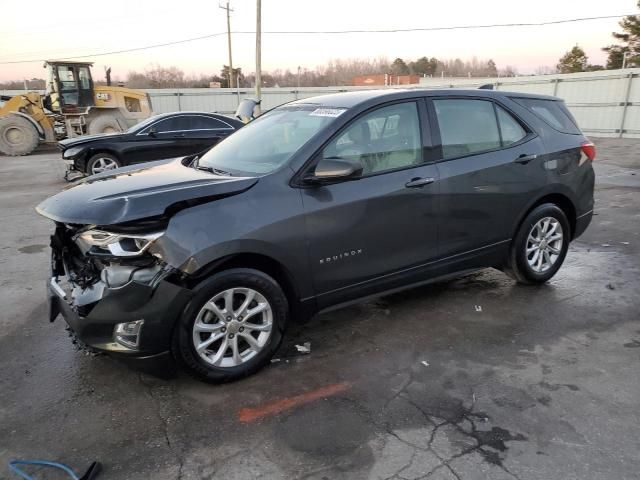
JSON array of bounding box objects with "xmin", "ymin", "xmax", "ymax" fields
[
  {"xmin": 505, "ymin": 203, "xmax": 570, "ymax": 284},
  {"xmin": 0, "ymin": 115, "xmax": 39, "ymax": 156},
  {"xmin": 173, "ymin": 268, "xmax": 288, "ymax": 383}
]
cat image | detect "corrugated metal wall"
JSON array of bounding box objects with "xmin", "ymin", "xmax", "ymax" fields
[
  {"xmin": 3, "ymin": 69, "xmax": 640, "ymax": 138},
  {"xmin": 145, "ymin": 69, "xmax": 640, "ymax": 138}
]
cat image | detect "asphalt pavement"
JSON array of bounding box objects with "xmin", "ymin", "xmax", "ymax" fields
[{"xmin": 0, "ymin": 139, "xmax": 638, "ymax": 480}]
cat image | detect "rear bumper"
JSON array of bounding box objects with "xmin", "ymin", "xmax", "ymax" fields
[
  {"xmin": 574, "ymin": 209, "xmax": 593, "ymax": 239},
  {"xmin": 49, "ymin": 275, "xmax": 193, "ymax": 358}
]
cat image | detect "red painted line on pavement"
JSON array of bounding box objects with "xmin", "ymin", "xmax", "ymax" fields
[{"xmin": 238, "ymin": 381, "xmax": 352, "ymax": 423}]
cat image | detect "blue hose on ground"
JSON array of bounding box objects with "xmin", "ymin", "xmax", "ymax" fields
[{"xmin": 8, "ymin": 459, "xmax": 101, "ymax": 480}]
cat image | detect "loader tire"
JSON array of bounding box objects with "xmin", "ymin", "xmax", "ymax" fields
[
  {"xmin": 0, "ymin": 115, "xmax": 39, "ymax": 156},
  {"xmin": 87, "ymin": 114, "xmax": 124, "ymax": 135}
]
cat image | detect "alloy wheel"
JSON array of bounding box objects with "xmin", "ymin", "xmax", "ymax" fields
[
  {"xmin": 192, "ymin": 287, "xmax": 273, "ymax": 368},
  {"xmin": 526, "ymin": 217, "xmax": 564, "ymax": 273},
  {"xmin": 91, "ymin": 157, "xmax": 118, "ymax": 174}
]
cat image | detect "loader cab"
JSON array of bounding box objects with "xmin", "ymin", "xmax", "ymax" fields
[{"xmin": 45, "ymin": 61, "xmax": 95, "ymax": 114}]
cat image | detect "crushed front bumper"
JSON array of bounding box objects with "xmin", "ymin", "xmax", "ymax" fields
[{"xmin": 48, "ymin": 251, "xmax": 193, "ymax": 359}]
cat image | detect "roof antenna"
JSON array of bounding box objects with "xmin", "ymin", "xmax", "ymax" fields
[{"xmin": 478, "ymin": 83, "xmax": 494, "ymax": 90}]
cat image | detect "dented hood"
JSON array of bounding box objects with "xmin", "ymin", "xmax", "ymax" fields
[{"xmin": 36, "ymin": 159, "xmax": 258, "ymax": 225}]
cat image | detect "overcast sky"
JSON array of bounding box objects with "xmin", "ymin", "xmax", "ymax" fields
[{"xmin": 0, "ymin": 0, "xmax": 636, "ymax": 82}]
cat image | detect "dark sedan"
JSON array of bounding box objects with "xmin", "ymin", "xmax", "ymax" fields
[{"xmin": 59, "ymin": 111, "xmax": 244, "ymax": 177}]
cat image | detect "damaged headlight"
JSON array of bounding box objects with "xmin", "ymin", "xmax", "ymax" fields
[{"xmin": 76, "ymin": 229, "xmax": 164, "ymax": 257}]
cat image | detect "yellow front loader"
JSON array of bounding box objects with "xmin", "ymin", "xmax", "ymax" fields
[{"xmin": 0, "ymin": 61, "xmax": 152, "ymax": 156}]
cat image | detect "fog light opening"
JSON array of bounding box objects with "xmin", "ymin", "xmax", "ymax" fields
[{"xmin": 114, "ymin": 319, "xmax": 144, "ymax": 348}]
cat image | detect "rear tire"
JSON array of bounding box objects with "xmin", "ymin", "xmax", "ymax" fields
[
  {"xmin": 172, "ymin": 268, "xmax": 288, "ymax": 383},
  {"xmin": 505, "ymin": 203, "xmax": 570, "ymax": 284},
  {"xmin": 86, "ymin": 153, "xmax": 121, "ymax": 175},
  {"xmin": 0, "ymin": 115, "xmax": 39, "ymax": 156},
  {"xmin": 87, "ymin": 114, "xmax": 124, "ymax": 135}
]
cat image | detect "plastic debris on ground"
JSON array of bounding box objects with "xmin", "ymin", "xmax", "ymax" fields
[
  {"xmin": 421, "ymin": 361, "xmax": 430, "ymax": 367},
  {"xmin": 295, "ymin": 342, "xmax": 311, "ymax": 354},
  {"xmin": 475, "ymin": 305, "xmax": 482, "ymax": 312}
]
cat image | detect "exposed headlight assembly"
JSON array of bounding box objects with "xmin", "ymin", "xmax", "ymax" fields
[{"xmin": 77, "ymin": 229, "xmax": 164, "ymax": 257}]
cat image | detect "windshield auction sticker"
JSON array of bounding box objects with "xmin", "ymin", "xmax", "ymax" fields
[{"xmin": 309, "ymin": 108, "xmax": 347, "ymax": 117}]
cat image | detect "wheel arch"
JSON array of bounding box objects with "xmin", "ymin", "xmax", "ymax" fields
[
  {"xmin": 182, "ymin": 252, "xmax": 310, "ymax": 322},
  {"xmin": 513, "ymin": 191, "xmax": 577, "ymax": 241}
]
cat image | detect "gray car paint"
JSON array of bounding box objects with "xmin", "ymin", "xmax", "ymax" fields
[{"xmin": 37, "ymin": 88, "xmax": 595, "ymax": 320}]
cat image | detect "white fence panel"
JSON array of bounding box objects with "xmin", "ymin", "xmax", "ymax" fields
[{"xmin": 6, "ymin": 69, "xmax": 640, "ymax": 138}]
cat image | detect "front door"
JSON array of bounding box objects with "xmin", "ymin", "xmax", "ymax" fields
[
  {"xmin": 126, "ymin": 116, "xmax": 193, "ymax": 163},
  {"xmin": 301, "ymin": 100, "xmax": 440, "ymax": 307}
]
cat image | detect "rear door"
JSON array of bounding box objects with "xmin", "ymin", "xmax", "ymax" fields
[
  {"xmin": 429, "ymin": 97, "xmax": 547, "ymax": 257},
  {"xmin": 301, "ymin": 100, "xmax": 440, "ymax": 307}
]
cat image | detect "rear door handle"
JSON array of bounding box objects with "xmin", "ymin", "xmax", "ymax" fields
[
  {"xmin": 514, "ymin": 154, "xmax": 537, "ymax": 164},
  {"xmin": 405, "ymin": 177, "xmax": 435, "ymax": 188}
]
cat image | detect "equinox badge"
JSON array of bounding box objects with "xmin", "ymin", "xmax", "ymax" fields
[{"xmin": 319, "ymin": 249, "xmax": 363, "ymax": 264}]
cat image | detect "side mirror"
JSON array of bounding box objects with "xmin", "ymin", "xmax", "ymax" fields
[
  {"xmin": 306, "ymin": 158, "xmax": 363, "ymax": 183},
  {"xmin": 148, "ymin": 127, "xmax": 157, "ymax": 137}
]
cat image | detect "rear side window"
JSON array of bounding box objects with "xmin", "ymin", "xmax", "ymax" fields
[
  {"xmin": 434, "ymin": 99, "xmax": 501, "ymax": 158},
  {"xmin": 191, "ymin": 116, "xmax": 234, "ymax": 130},
  {"xmin": 512, "ymin": 98, "xmax": 580, "ymax": 134}
]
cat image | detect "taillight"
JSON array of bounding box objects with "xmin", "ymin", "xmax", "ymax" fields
[{"xmin": 581, "ymin": 141, "xmax": 596, "ymax": 161}]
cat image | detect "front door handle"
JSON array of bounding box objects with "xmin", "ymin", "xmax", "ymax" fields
[
  {"xmin": 514, "ymin": 154, "xmax": 537, "ymax": 164},
  {"xmin": 405, "ymin": 177, "xmax": 435, "ymax": 188}
]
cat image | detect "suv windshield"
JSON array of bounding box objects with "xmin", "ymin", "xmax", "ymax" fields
[{"xmin": 198, "ymin": 104, "xmax": 344, "ymax": 175}]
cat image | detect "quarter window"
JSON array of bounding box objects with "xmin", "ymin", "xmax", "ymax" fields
[
  {"xmin": 496, "ymin": 106, "xmax": 526, "ymax": 146},
  {"xmin": 512, "ymin": 97, "xmax": 581, "ymax": 135},
  {"xmin": 323, "ymin": 102, "xmax": 422, "ymax": 175}
]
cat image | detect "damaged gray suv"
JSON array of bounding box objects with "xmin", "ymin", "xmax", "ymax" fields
[{"xmin": 38, "ymin": 89, "xmax": 595, "ymax": 382}]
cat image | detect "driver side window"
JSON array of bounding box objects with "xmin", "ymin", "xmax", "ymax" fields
[{"xmin": 322, "ymin": 102, "xmax": 422, "ymax": 175}]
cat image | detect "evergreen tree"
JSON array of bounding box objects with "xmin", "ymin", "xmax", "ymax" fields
[
  {"xmin": 557, "ymin": 46, "xmax": 588, "ymax": 73},
  {"xmin": 602, "ymin": 4, "xmax": 640, "ymax": 69}
]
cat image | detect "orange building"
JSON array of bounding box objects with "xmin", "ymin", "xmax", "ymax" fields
[{"xmin": 352, "ymin": 74, "xmax": 420, "ymax": 86}]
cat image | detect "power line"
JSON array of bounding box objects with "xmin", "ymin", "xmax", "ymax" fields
[
  {"xmin": 0, "ymin": 14, "xmax": 636, "ymax": 65},
  {"xmin": 0, "ymin": 32, "xmax": 228, "ymax": 64}
]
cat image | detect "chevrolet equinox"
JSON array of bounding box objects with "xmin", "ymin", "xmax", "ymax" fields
[{"xmin": 38, "ymin": 89, "xmax": 595, "ymax": 382}]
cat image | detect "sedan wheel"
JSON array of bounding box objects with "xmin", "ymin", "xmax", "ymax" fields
[
  {"xmin": 86, "ymin": 153, "xmax": 121, "ymax": 176},
  {"xmin": 91, "ymin": 157, "xmax": 119, "ymax": 174},
  {"xmin": 192, "ymin": 287, "xmax": 273, "ymax": 367}
]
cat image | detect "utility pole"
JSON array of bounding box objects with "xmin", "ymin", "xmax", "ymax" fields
[
  {"xmin": 220, "ymin": 1, "xmax": 234, "ymax": 90},
  {"xmin": 255, "ymin": 0, "xmax": 262, "ymax": 115}
]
